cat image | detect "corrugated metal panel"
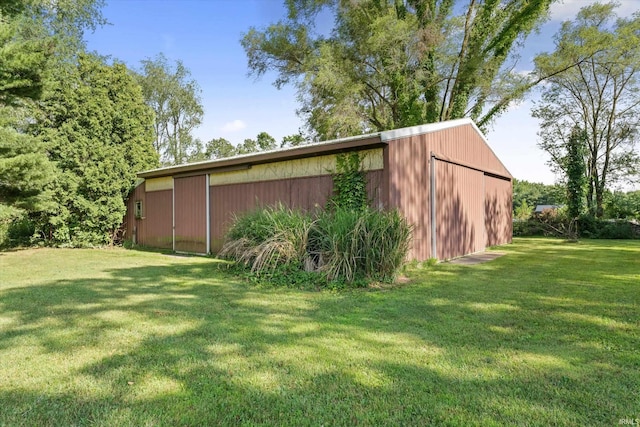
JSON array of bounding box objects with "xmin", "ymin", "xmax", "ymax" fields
[
  {"xmin": 209, "ymin": 171, "xmax": 384, "ymax": 253},
  {"xmin": 123, "ymin": 184, "xmax": 173, "ymax": 249},
  {"xmin": 123, "ymin": 182, "xmax": 146, "ymax": 242},
  {"xmin": 385, "ymin": 136, "xmax": 430, "ymax": 260},
  {"xmin": 385, "ymin": 124, "xmax": 512, "ymax": 260},
  {"xmin": 142, "ymin": 190, "xmax": 173, "ymax": 248},
  {"xmin": 427, "ymin": 124, "xmax": 510, "ymax": 178},
  {"xmin": 436, "ymin": 161, "xmax": 485, "ymax": 260},
  {"xmin": 209, "ymin": 148, "xmax": 383, "ymax": 186},
  {"xmin": 174, "ymin": 175, "xmax": 207, "ymax": 253},
  {"xmin": 145, "ymin": 176, "xmax": 173, "ymax": 192},
  {"xmin": 485, "ymin": 176, "xmax": 513, "ymax": 247}
]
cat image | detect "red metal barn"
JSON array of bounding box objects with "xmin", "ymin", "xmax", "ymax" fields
[{"xmin": 124, "ymin": 118, "xmax": 512, "ymax": 260}]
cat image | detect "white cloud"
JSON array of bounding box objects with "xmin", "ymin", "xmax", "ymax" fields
[
  {"xmin": 550, "ymin": 0, "xmax": 640, "ymax": 22},
  {"xmin": 221, "ymin": 119, "xmax": 247, "ymax": 132}
]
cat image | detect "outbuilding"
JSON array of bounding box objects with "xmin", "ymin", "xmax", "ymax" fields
[{"xmin": 124, "ymin": 118, "xmax": 512, "ymax": 260}]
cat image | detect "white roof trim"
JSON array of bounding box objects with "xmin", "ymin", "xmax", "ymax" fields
[{"xmin": 380, "ymin": 118, "xmax": 474, "ymax": 141}]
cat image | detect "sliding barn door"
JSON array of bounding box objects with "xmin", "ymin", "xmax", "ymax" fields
[{"xmin": 173, "ymin": 175, "xmax": 207, "ymax": 253}]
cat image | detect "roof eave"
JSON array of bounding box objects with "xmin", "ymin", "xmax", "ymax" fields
[{"xmin": 139, "ymin": 134, "xmax": 384, "ymax": 179}]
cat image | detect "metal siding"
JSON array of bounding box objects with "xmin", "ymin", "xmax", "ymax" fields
[
  {"xmin": 436, "ymin": 161, "xmax": 485, "ymax": 260},
  {"xmin": 427, "ymin": 124, "xmax": 510, "ymax": 177},
  {"xmin": 485, "ymin": 176, "xmax": 513, "ymax": 247},
  {"xmin": 209, "ymin": 171, "xmax": 383, "ymax": 253},
  {"xmin": 174, "ymin": 175, "xmax": 207, "ymax": 253},
  {"xmin": 386, "ymin": 123, "xmax": 512, "ymax": 260},
  {"xmin": 123, "ymin": 183, "xmax": 146, "ymax": 243},
  {"xmin": 386, "ymin": 136, "xmax": 430, "ymax": 260},
  {"xmin": 143, "ymin": 190, "xmax": 173, "ymax": 248}
]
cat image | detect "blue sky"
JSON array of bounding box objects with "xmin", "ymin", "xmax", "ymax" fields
[{"xmin": 85, "ymin": 0, "xmax": 640, "ymax": 187}]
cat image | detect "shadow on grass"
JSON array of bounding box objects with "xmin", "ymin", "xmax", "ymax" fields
[{"xmin": 0, "ymin": 239, "xmax": 638, "ymax": 425}]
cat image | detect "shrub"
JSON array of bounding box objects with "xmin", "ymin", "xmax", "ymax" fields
[
  {"xmin": 222, "ymin": 205, "xmax": 412, "ymax": 286},
  {"xmin": 0, "ymin": 206, "xmax": 35, "ymax": 248},
  {"xmin": 311, "ymin": 207, "xmax": 412, "ymax": 283},
  {"xmin": 596, "ymin": 221, "xmax": 636, "ymax": 239},
  {"xmin": 220, "ymin": 204, "xmax": 315, "ymax": 273}
]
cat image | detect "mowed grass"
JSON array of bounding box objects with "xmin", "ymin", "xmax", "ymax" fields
[{"xmin": 0, "ymin": 238, "xmax": 638, "ymax": 426}]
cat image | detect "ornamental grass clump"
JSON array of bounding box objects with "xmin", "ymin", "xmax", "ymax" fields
[
  {"xmin": 311, "ymin": 207, "xmax": 412, "ymax": 283},
  {"xmin": 219, "ymin": 204, "xmax": 315, "ymax": 273},
  {"xmin": 222, "ymin": 204, "xmax": 413, "ymax": 286}
]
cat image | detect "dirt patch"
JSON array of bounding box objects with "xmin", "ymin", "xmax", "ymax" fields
[{"xmin": 447, "ymin": 252, "xmax": 506, "ymax": 265}]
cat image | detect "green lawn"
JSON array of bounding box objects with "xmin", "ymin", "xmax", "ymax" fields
[{"xmin": 0, "ymin": 238, "xmax": 638, "ymax": 426}]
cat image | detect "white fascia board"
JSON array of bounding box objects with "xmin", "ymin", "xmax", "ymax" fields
[{"xmin": 379, "ymin": 118, "xmax": 477, "ymax": 142}]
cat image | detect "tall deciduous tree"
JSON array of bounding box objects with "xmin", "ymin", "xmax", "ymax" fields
[
  {"xmin": 241, "ymin": 0, "xmax": 554, "ymax": 139},
  {"xmin": 204, "ymin": 137, "xmax": 237, "ymax": 159},
  {"xmin": 36, "ymin": 54, "xmax": 158, "ymax": 245},
  {"xmin": 533, "ymin": 3, "xmax": 640, "ymax": 217},
  {"xmin": 137, "ymin": 54, "xmax": 204, "ymax": 166}
]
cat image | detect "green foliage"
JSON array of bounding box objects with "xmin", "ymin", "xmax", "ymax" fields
[
  {"xmin": 533, "ymin": 3, "xmax": 640, "ymax": 217},
  {"xmin": 514, "ymin": 199, "xmax": 532, "ymax": 220},
  {"xmin": 220, "ymin": 204, "xmax": 315, "ymax": 273},
  {"xmin": 515, "ymin": 212, "xmax": 639, "ymax": 240},
  {"xmin": 330, "ymin": 152, "xmax": 368, "ymax": 212},
  {"xmin": 137, "ymin": 53, "xmax": 204, "ymax": 166},
  {"xmin": 242, "ymin": 0, "xmax": 553, "ymax": 138},
  {"xmin": 604, "ymin": 190, "xmax": 640, "ymax": 220},
  {"xmin": 0, "ymin": 110, "xmax": 56, "ymax": 213},
  {"xmin": 565, "ymin": 126, "xmax": 587, "ymax": 219},
  {"xmin": 256, "ymin": 131, "xmax": 276, "ymax": 151},
  {"xmin": 34, "ymin": 54, "xmax": 158, "ymax": 246},
  {"xmin": 281, "ymin": 133, "xmax": 306, "ymax": 148},
  {"xmin": 311, "ymin": 207, "xmax": 412, "ymax": 283},
  {"xmin": 203, "ymin": 137, "xmax": 237, "ymax": 159},
  {"xmin": 0, "ymin": 204, "xmax": 34, "ymax": 248},
  {"xmin": 512, "ymin": 179, "xmax": 565, "ymax": 215},
  {"xmin": 221, "ymin": 204, "xmax": 412, "ymax": 286},
  {"xmin": 0, "ymin": 0, "xmax": 105, "ymax": 106}
]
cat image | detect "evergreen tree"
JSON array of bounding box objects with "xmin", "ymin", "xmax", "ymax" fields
[{"xmin": 36, "ymin": 54, "xmax": 158, "ymax": 245}]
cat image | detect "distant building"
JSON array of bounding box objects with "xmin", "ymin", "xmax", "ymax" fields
[{"xmin": 534, "ymin": 205, "xmax": 563, "ymax": 214}]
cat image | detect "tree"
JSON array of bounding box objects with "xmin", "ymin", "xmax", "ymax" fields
[
  {"xmin": 237, "ymin": 138, "xmax": 258, "ymax": 155},
  {"xmin": 533, "ymin": 3, "xmax": 640, "ymax": 217},
  {"xmin": 0, "ymin": 0, "xmax": 105, "ymax": 105},
  {"xmin": 256, "ymin": 131, "xmax": 277, "ymax": 151},
  {"xmin": 35, "ymin": 54, "xmax": 158, "ymax": 245},
  {"xmin": 605, "ymin": 190, "xmax": 640, "ymax": 220},
  {"xmin": 137, "ymin": 54, "xmax": 204, "ymax": 166},
  {"xmin": 565, "ymin": 126, "xmax": 587, "ymax": 219},
  {"xmin": 281, "ymin": 133, "xmax": 306, "ymax": 148},
  {"xmin": 204, "ymin": 137, "xmax": 237, "ymax": 159},
  {"xmin": 0, "ymin": 0, "xmax": 105, "ymax": 244},
  {"xmin": 512, "ymin": 179, "xmax": 565, "ymax": 214},
  {"xmin": 514, "ymin": 199, "xmax": 532, "ymax": 220},
  {"xmin": 241, "ymin": 0, "xmax": 554, "ymax": 139}
]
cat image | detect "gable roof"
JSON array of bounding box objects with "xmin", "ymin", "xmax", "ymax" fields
[{"xmin": 138, "ymin": 118, "xmax": 505, "ymax": 179}]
